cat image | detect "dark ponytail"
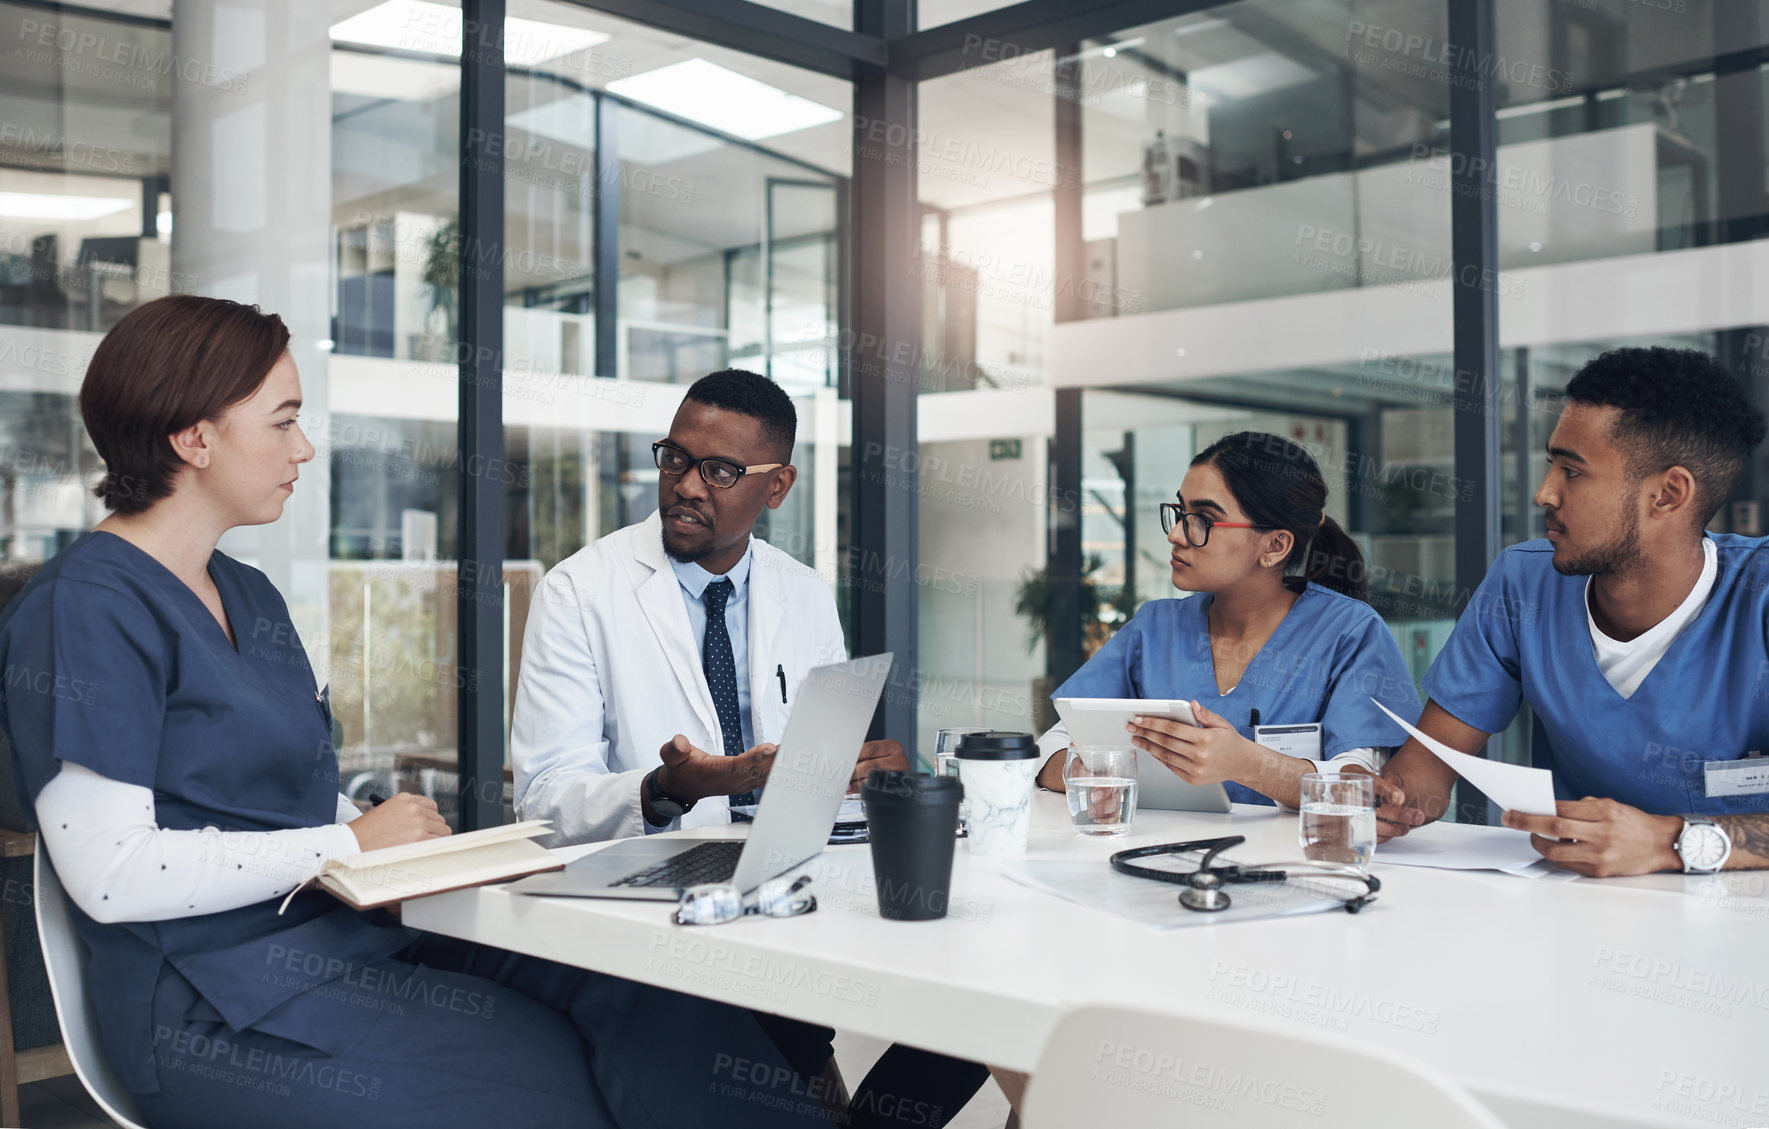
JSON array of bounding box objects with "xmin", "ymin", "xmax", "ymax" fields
[
  {"xmin": 1190, "ymin": 431, "xmax": 1369, "ymax": 601},
  {"xmin": 1301, "ymin": 515, "xmax": 1367, "ymax": 601}
]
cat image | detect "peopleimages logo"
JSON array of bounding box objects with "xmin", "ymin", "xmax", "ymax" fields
[
  {"xmin": 1344, "ymin": 21, "xmax": 1575, "ymax": 94},
  {"xmin": 1092, "ymin": 1041, "xmax": 1327, "ymax": 1116}
]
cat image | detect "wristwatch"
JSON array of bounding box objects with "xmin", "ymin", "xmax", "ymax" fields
[
  {"xmin": 1674, "ymin": 815, "xmax": 1732, "ymax": 874},
  {"xmin": 644, "ymin": 766, "xmax": 695, "ymax": 822}
]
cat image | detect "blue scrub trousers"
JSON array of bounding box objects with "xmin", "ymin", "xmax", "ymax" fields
[{"xmin": 134, "ymin": 934, "xmax": 839, "ymax": 1129}]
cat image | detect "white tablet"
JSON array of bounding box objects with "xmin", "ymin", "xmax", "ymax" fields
[
  {"xmin": 1052, "ymin": 697, "xmax": 1232, "ymax": 814},
  {"xmin": 1054, "ymin": 696, "xmax": 1197, "ymax": 747}
]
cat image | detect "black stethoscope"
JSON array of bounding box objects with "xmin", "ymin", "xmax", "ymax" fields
[{"xmin": 1110, "ymin": 835, "xmax": 1381, "ymax": 914}]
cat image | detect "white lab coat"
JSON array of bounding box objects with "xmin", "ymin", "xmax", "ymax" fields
[{"xmin": 511, "ymin": 510, "xmax": 849, "ymax": 845}]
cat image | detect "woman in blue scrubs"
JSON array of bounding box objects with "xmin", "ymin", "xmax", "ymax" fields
[
  {"xmin": 1035, "ymin": 431, "xmax": 1421, "ymax": 808},
  {"xmin": 0, "ymin": 295, "xmax": 837, "ymax": 1129}
]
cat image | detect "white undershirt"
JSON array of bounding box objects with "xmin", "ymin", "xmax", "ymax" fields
[
  {"xmin": 34, "ymin": 762, "xmax": 362, "ymax": 924},
  {"xmin": 1586, "ymin": 538, "xmax": 1717, "ymax": 699}
]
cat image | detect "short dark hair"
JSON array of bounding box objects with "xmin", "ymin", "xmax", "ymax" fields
[
  {"xmin": 683, "ymin": 369, "xmax": 797, "ymax": 460},
  {"xmin": 79, "ymin": 294, "xmax": 291, "ymax": 514},
  {"xmin": 1564, "ymin": 347, "xmax": 1767, "ymax": 525}
]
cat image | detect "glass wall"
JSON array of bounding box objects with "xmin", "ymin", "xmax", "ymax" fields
[
  {"xmin": 1076, "ymin": 0, "xmax": 1457, "ymax": 316},
  {"xmin": 314, "ymin": 0, "xmax": 464, "ymax": 814},
  {"xmin": 911, "ymin": 47, "xmax": 1067, "ymax": 758},
  {"xmin": 1047, "ymin": 0, "xmax": 1769, "ymax": 810},
  {"xmin": 0, "ymin": 0, "xmax": 855, "ymax": 814},
  {"xmin": 0, "ymin": 0, "xmax": 471, "ymax": 816},
  {"xmin": 494, "ymin": 3, "xmax": 851, "ymax": 780},
  {"xmin": 0, "ymin": 1, "xmax": 176, "ymax": 572},
  {"xmin": 1069, "ymin": 1, "xmax": 1455, "ymax": 663},
  {"xmin": 1492, "ymin": 0, "xmax": 1753, "ymax": 260}
]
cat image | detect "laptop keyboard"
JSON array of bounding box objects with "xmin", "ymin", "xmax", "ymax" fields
[{"xmin": 611, "ymin": 840, "xmax": 745, "ymax": 889}]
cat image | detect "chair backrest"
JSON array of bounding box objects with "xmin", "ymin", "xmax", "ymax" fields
[
  {"xmin": 1021, "ymin": 1004, "xmax": 1505, "ymax": 1129},
  {"xmin": 33, "ymin": 851, "xmax": 150, "ymax": 1129}
]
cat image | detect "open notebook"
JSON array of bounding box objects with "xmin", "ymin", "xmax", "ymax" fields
[{"xmin": 279, "ymin": 820, "xmax": 562, "ymax": 912}]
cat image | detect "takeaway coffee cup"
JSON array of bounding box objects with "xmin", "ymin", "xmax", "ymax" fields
[
  {"xmin": 860, "ymin": 771, "xmax": 962, "ymax": 921},
  {"xmin": 954, "ymin": 731, "xmax": 1040, "ymax": 857}
]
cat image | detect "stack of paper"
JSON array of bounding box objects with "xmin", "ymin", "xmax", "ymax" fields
[{"xmin": 1372, "ymin": 821, "xmax": 1578, "ymax": 881}]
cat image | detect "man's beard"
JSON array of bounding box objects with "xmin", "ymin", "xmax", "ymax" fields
[
  {"xmin": 661, "ymin": 527, "xmax": 713, "ymax": 564},
  {"xmin": 1551, "ymin": 505, "xmax": 1642, "ymax": 577}
]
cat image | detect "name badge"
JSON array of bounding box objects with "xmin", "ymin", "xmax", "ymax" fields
[
  {"xmin": 1705, "ymin": 756, "xmax": 1769, "ymax": 798},
  {"xmin": 1254, "ymin": 723, "xmax": 1323, "ymax": 762}
]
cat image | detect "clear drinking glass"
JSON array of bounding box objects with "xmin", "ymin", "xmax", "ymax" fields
[
  {"xmin": 1299, "ymin": 772, "xmax": 1377, "ymax": 870},
  {"xmin": 935, "ymin": 728, "xmax": 987, "ymax": 833},
  {"xmin": 934, "ymin": 727, "xmax": 988, "ymax": 779},
  {"xmin": 1063, "ymin": 745, "xmax": 1139, "ymax": 836}
]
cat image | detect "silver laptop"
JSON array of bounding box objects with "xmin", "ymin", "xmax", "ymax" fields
[{"xmin": 511, "ymin": 654, "xmax": 892, "ymax": 901}]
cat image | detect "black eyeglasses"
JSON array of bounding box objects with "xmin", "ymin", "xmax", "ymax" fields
[
  {"xmin": 1159, "ymin": 503, "xmax": 1271, "ymax": 548},
  {"xmin": 652, "ymin": 441, "xmax": 784, "ymax": 489}
]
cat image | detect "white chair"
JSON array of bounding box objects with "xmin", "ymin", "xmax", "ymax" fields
[
  {"xmin": 1020, "ymin": 1004, "xmax": 1505, "ymax": 1129},
  {"xmin": 34, "ymin": 850, "xmax": 150, "ymax": 1129}
]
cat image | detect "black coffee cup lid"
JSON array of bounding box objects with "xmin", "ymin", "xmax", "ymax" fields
[
  {"xmin": 953, "ymin": 730, "xmax": 1037, "ymax": 760},
  {"xmin": 861, "ymin": 770, "xmax": 961, "ymax": 801}
]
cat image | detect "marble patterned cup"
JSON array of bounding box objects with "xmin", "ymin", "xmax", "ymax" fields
[{"xmin": 954, "ymin": 731, "xmax": 1041, "ymax": 857}]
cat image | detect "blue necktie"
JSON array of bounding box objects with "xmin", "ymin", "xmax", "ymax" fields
[{"xmin": 702, "ymin": 579, "xmax": 756, "ymax": 811}]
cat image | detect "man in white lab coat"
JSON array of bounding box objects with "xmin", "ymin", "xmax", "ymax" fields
[
  {"xmin": 511, "ymin": 369, "xmax": 906, "ymax": 844},
  {"xmin": 511, "ymin": 369, "xmax": 989, "ymax": 1127}
]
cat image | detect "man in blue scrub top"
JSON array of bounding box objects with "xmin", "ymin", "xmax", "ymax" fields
[{"xmin": 1376, "ymin": 347, "xmax": 1769, "ymax": 876}]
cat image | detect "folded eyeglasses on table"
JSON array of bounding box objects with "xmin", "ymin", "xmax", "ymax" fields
[{"xmin": 673, "ymin": 873, "xmax": 818, "ymax": 926}]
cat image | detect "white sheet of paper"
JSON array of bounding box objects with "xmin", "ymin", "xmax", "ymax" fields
[
  {"xmin": 996, "ymin": 857, "xmax": 1354, "ymax": 930},
  {"xmin": 1373, "ymin": 821, "xmax": 1562, "ymax": 876},
  {"xmin": 1372, "ymin": 699, "xmax": 1558, "ymax": 816}
]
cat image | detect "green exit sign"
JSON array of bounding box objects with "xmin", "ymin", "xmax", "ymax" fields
[{"xmin": 989, "ymin": 439, "xmax": 1022, "ymax": 461}]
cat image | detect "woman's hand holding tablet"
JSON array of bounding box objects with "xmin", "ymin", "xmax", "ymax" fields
[
  {"xmin": 1049, "ymin": 698, "xmax": 1236, "ymax": 813},
  {"xmin": 1052, "ymin": 697, "xmax": 1198, "ymax": 748},
  {"xmin": 1127, "ymin": 701, "xmax": 1262, "ymax": 786}
]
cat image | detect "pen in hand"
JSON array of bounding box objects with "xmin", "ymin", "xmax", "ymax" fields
[{"xmin": 369, "ymin": 792, "xmax": 388, "ymax": 807}]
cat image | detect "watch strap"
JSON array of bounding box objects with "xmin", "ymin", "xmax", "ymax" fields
[
  {"xmin": 1676, "ymin": 815, "xmax": 1730, "ymax": 874},
  {"xmin": 645, "ymin": 766, "xmax": 694, "ymax": 818}
]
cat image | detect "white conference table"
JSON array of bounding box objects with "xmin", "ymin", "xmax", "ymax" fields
[{"xmin": 405, "ymin": 797, "xmax": 1769, "ymax": 1129}]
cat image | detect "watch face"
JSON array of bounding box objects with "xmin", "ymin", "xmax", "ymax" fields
[{"xmin": 1683, "ymin": 826, "xmax": 1727, "ymax": 870}]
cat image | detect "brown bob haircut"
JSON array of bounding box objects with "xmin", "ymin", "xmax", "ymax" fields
[{"xmin": 80, "ymin": 294, "xmax": 290, "ymax": 515}]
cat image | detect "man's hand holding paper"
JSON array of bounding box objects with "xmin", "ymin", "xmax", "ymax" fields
[
  {"xmin": 1371, "ymin": 700, "xmax": 1557, "ymax": 816},
  {"xmin": 1500, "ymin": 798, "xmax": 1684, "ymax": 878},
  {"xmin": 1368, "ymin": 699, "xmax": 1690, "ymax": 877}
]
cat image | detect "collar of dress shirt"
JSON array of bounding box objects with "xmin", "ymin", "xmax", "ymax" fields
[{"xmin": 667, "ymin": 536, "xmax": 755, "ymax": 601}]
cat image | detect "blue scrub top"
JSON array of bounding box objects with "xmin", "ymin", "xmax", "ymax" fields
[
  {"xmin": 0, "ymin": 532, "xmax": 412, "ymax": 1095},
  {"xmin": 1425, "ymin": 536, "xmax": 1769, "ymax": 816},
  {"xmin": 1053, "ymin": 583, "xmax": 1423, "ymax": 806}
]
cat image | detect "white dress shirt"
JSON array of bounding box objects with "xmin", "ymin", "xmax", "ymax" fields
[{"xmin": 669, "ymin": 539, "xmax": 755, "ymax": 752}]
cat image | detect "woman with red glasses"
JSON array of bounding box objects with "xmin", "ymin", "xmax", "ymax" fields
[{"xmin": 1033, "ymin": 430, "xmax": 1422, "ymax": 809}]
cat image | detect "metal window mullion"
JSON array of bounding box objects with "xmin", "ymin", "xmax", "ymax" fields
[
  {"xmin": 1448, "ymin": 0, "xmax": 1500, "ymax": 823},
  {"xmin": 457, "ymin": 0, "xmax": 506, "ymax": 832},
  {"xmin": 850, "ymin": 0, "xmax": 917, "ymax": 746},
  {"xmin": 1047, "ymin": 43, "xmax": 1084, "ymax": 686}
]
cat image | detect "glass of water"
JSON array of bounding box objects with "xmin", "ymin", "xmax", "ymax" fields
[
  {"xmin": 1063, "ymin": 745, "xmax": 1138, "ymax": 836},
  {"xmin": 935, "ymin": 728, "xmax": 987, "ymax": 832},
  {"xmin": 934, "ymin": 727, "xmax": 988, "ymax": 781},
  {"xmin": 1299, "ymin": 772, "xmax": 1376, "ymax": 870}
]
